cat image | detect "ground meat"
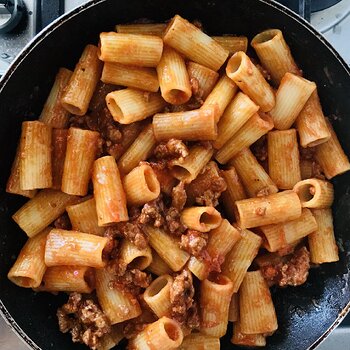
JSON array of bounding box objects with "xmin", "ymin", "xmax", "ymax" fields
[
  {"xmin": 138, "ymin": 195, "xmax": 186, "ymax": 236},
  {"xmin": 170, "ymin": 270, "xmax": 199, "ymax": 329},
  {"xmin": 122, "ymin": 309, "xmax": 157, "ymax": 339},
  {"xmin": 57, "ymin": 293, "xmax": 111, "ymax": 350},
  {"xmin": 138, "ymin": 198, "xmax": 166, "ymax": 228},
  {"xmin": 180, "ymin": 230, "xmax": 208, "ymax": 257},
  {"xmin": 186, "ymin": 161, "xmax": 227, "ymax": 207},
  {"xmin": 53, "ymin": 213, "xmax": 72, "ymax": 230},
  {"xmin": 89, "ymin": 82, "xmax": 118, "ymax": 113},
  {"xmin": 299, "ymin": 145, "xmax": 316, "ymax": 160},
  {"xmin": 171, "ymin": 181, "xmax": 187, "ymax": 210},
  {"xmin": 165, "ymin": 206, "xmax": 187, "ymax": 236},
  {"xmin": 110, "ymin": 269, "xmax": 152, "ymax": 297},
  {"xmin": 154, "ymin": 139, "xmax": 189, "ymax": 165},
  {"xmin": 259, "ymin": 246, "xmax": 311, "ymax": 287},
  {"xmin": 105, "ymin": 223, "xmax": 148, "ymax": 250}
]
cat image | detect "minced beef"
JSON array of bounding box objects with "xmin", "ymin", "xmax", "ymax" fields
[
  {"xmin": 170, "ymin": 270, "xmax": 199, "ymax": 330},
  {"xmin": 186, "ymin": 161, "xmax": 227, "ymax": 207},
  {"xmin": 171, "ymin": 181, "xmax": 187, "ymax": 211},
  {"xmin": 154, "ymin": 139, "xmax": 189, "ymax": 164},
  {"xmin": 104, "ymin": 223, "xmax": 148, "ymax": 250},
  {"xmin": 259, "ymin": 246, "xmax": 311, "ymax": 287},
  {"xmin": 57, "ymin": 293, "xmax": 111, "ymax": 350},
  {"xmin": 180, "ymin": 230, "xmax": 208, "ymax": 257}
]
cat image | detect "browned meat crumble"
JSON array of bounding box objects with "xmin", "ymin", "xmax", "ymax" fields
[
  {"xmin": 57, "ymin": 293, "xmax": 110, "ymax": 350},
  {"xmin": 180, "ymin": 230, "xmax": 208, "ymax": 257}
]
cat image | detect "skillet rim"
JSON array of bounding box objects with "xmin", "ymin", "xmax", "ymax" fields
[{"xmin": 0, "ymin": 0, "xmax": 349, "ymax": 349}]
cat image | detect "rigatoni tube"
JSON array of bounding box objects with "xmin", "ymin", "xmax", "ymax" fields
[
  {"xmin": 157, "ymin": 46, "xmax": 192, "ymax": 105},
  {"xmin": 230, "ymin": 148, "xmax": 278, "ymax": 197},
  {"xmin": 270, "ymin": 73, "xmax": 316, "ymax": 130},
  {"xmin": 39, "ymin": 67, "xmax": 72, "ymax": 128},
  {"xmin": 61, "ymin": 45, "xmax": 102, "ymax": 116},
  {"xmin": 181, "ymin": 207, "xmax": 222, "ymax": 232},
  {"xmin": 98, "ymin": 32, "xmax": 163, "ymax": 67},
  {"xmin": 116, "ymin": 23, "xmax": 166, "ymax": 36},
  {"xmin": 221, "ymin": 229, "xmax": 262, "ymax": 292},
  {"xmin": 296, "ymin": 90, "xmax": 331, "ymax": 147},
  {"xmin": 8, "ymin": 228, "xmax": 50, "ymax": 288},
  {"xmin": 215, "ymin": 112, "xmax": 274, "ymax": 164},
  {"xmin": 66, "ymin": 197, "xmax": 105, "ymax": 236},
  {"xmin": 106, "ymin": 88, "xmax": 166, "ymax": 124},
  {"xmin": 163, "ymin": 15, "xmax": 228, "ymax": 71},
  {"xmin": 147, "ymin": 250, "xmax": 172, "ymax": 276},
  {"xmin": 144, "ymin": 274, "xmax": 173, "ymax": 318},
  {"xmin": 231, "ymin": 321, "xmax": 266, "ymax": 347},
  {"xmin": 261, "ymin": 208, "xmax": 318, "ymax": 252},
  {"xmin": 20, "ymin": 121, "xmax": 52, "ymax": 190},
  {"xmin": 123, "ymin": 163, "xmax": 160, "ymax": 206},
  {"xmin": 201, "ymin": 75, "xmax": 238, "ymax": 122},
  {"xmin": 144, "ymin": 226, "xmax": 189, "ymax": 272},
  {"xmin": 293, "ymin": 178, "xmax": 334, "ymax": 209},
  {"xmin": 200, "ymin": 274, "xmax": 234, "ymax": 337},
  {"xmin": 51, "ymin": 128, "xmax": 68, "ymax": 190},
  {"xmin": 213, "ymin": 92, "xmax": 259, "ymax": 149},
  {"xmin": 309, "ymin": 209, "xmax": 339, "ymax": 264},
  {"xmin": 315, "ymin": 120, "xmax": 350, "ymax": 179},
  {"xmin": 267, "ymin": 129, "xmax": 301, "ymax": 189},
  {"xmin": 187, "ymin": 61, "xmax": 219, "ymax": 100},
  {"xmin": 128, "ymin": 317, "xmax": 183, "ymax": 350},
  {"xmin": 213, "ymin": 36, "xmax": 248, "ymax": 55},
  {"xmin": 12, "ymin": 189, "xmax": 79, "ymax": 238},
  {"xmin": 61, "ymin": 127, "xmax": 100, "ymax": 196},
  {"xmin": 118, "ymin": 124, "xmax": 156, "ymax": 175},
  {"xmin": 234, "ymin": 190, "xmax": 302, "ymax": 229},
  {"xmin": 6, "ymin": 145, "xmax": 36, "ymax": 198},
  {"xmin": 93, "ymin": 156, "xmax": 129, "ymax": 226},
  {"xmin": 251, "ymin": 29, "xmax": 300, "ymax": 85},
  {"xmin": 118, "ymin": 239, "xmax": 152, "ymax": 270},
  {"xmin": 226, "ymin": 51, "xmax": 275, "ymax": 112},
  {"xmin": 228, "ymin": 293, "xmax": 239, "ymax": 322},
  {"xmin": 153, "ymin": 107, "xmax": 217, "ymax": 141},
  {"xmin": 171, "ymin": 147, "xmax": 212, "ymax": 184},
  {"xmin": 39, "ymin": 266, "xmax": 95, "ymax": 294},
  {"xmin": 180, "ymin": 333, "xmax": 220, "ymax": 350},
  {"xmin": 101, "ymin": 62, "xmax": 159, "ymax": 92},
  {"xmin": 96, "ymin": 268, "xmax": 141, "ymax": 324},
  {"xmin": 44, "ymin": 229, "xmax": 108, "ymax": 268},
  {"xmin": 239, "ymin": 270, "xmax": 278, "ymax": 334},
  {"xmin": 221, "ymin": 167, "xmax": 247, "ymax": 221}
]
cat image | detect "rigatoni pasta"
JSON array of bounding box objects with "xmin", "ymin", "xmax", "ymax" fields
[
  {"xmin": 98, "ymin": 32, "xmax": 163, "ymax": 67},
  {"xmin": 19, "ymin": 121, "xmax": 52, "ymax": 190},
  {"xmin": 226, "ymin": 51, "xmax": 275, "ymax": 112},
  {"xmin": 61, "ymin": 45, "xmax": 102, "ymax": 116},
  {"xmin": 39, "ymin": 67, "xmax": 72, "ymax": 128},
  {"xmin": 163, "ymin": 15, "xmax": 228, "ymax": 71},
  {"xmin": 106, "ymin": 88, "xmax": 166, "ymax": 124},
  {"xmin": 6, "ymin": 15, "xmax": 350, "ymax": 350},
  {"xmin": 157, "ymin": 46, "xmax": 192, "ymax": 105},
  {"xmin": 61, "ymin": 127, "xmax": 100, "ymax": 196}
]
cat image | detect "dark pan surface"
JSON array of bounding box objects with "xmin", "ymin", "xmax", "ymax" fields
[{"xmin": 0, "ymin": 1, "xmax": 350, "ymax": 349}]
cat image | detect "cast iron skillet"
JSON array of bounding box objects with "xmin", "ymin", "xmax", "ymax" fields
[{"xmin": 0, "ymin": 0, "xmax": 350, "ymax": 349}]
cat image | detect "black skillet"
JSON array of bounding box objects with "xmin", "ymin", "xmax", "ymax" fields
[{"xmin": 0, "ymin": 0, "xmax": 350, "ymax": 349}]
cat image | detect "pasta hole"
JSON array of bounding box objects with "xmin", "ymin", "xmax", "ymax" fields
[
  {"xmin": 200, "ymin": 212, "xmax": 220, "ymax": 226},
  {"xmin": 172, "ymin": 166, "xmax": 191, "ymax": 180},
  {"xmin": 129, "ymin": 256, "xmax": 148, "ymax": 270},
  {"xmin": 208, "ymin": 273, "xmax": 231, "ymax": 285},
  {"xmin": 147, "ymin": 276, "xmax": 168, "ymax": 297},
  {"xmin": 107, "ymin": 99, "xmax": 123, "ymax": 119},
  {"xmin": 164, "ymin": 321, "xmax": 180, "ymax": 341},
  {"xmin": 61, "ymin": 103, "xmax": 83, "ymax": 116},
  {"xmin": 227, "ymin": 54, "xmax": 243, "ymax": 74},
  {"xmin": 295, "ymin": 184, "xmax": 315, "ymax": 202},
  {"xmin": 168, "ymin": 89, "xmax": 189, "ymax": 104},
  {"xmin": 84, "ymin": 268, "xmax": 96, "ymax": 289},
  {"xmin": 253, "ymin": 29, "xmax": 280, "ymax": 44},
  {"xmin": 11, "ymin": 277, "xmax": 35, "ymax": 288}
]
